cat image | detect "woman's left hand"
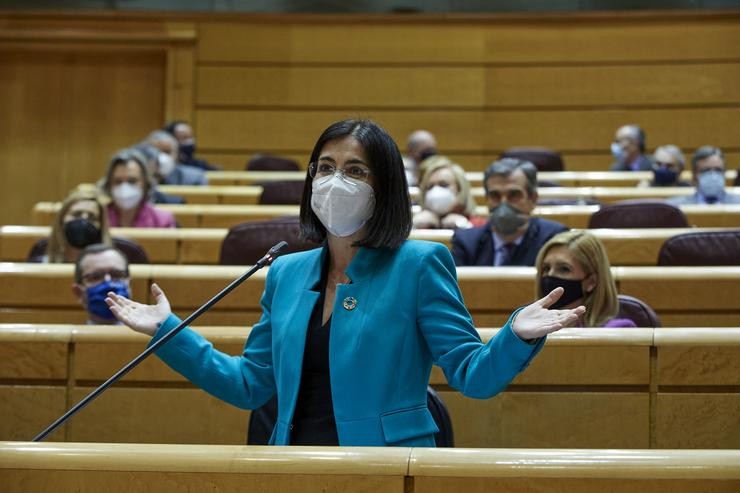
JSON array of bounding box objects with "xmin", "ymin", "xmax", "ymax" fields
[{"xmin": 512, "ymin": 287, "xmax": 586, "ymax": 341}]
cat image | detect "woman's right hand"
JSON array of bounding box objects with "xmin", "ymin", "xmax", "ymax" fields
[{"xmin": 106, "ymin": 283, "xmax": 171, "ymax": 336}]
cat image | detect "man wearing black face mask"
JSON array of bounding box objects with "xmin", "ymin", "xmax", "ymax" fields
[
  {"xmin": 451, "ymin": 158, "xmax": 568, "ymax": 266},
  {"xmin": 71, "ymin": 244, "xmax": 131, "ymax": 325},
  {"xmin": 164, "ymin": 121, "xmax": 221, "ymax": 171}
]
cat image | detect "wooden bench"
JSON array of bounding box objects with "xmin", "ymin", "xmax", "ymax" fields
[
  {"xmin": 0, "ymin": 263, "xmax": 737, "ymax": 327},
  {"xmin": 204, "ymin": 169, "xmax": 738, "ymax": 188},
  {"xmin": 4, "ymin": 225, "xmax": 736, "ymax": 266},
  {"xmin": 77, "ymin": 182, "xmax": 740, "ymax": 206},
  {"xmin": 1, "ymin": 325, "xmax": 739, "ymax": 450},
  {"xmin": 31, "ymin": 201, "xmax": 740, "ymax": 229}
]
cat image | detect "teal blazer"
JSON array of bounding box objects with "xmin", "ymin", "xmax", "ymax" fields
[{"xmin": 151, "ymin": 240, "xmax": 545, "ymax": 446}]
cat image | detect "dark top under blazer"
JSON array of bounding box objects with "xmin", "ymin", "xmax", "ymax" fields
[
  {"xmin": 150, "ymin": 240, "xmax": 544, "ymax": 446},
  {"xmin": 451, "ymin": 217, "xmax": 569, "ymax": 266}
]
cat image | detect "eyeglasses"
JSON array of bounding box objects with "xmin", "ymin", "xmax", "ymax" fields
[
  {"xmin": 309, "ymin": 162, "xmax": 371, "ymax": 183},
  {"xmin": 81, "ymin": 269, "xmax": 129, "ymax": 285}
]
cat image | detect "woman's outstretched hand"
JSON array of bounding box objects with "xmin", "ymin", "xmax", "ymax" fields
[
  {"xmin": 512, "ymin": 287, "xmax": 586, "ymax": 341},
  {"xmin": 106, "ymin": 283, "xmax": 171, "ymax": 336}
]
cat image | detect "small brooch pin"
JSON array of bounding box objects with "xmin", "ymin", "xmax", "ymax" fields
[{"xmin": 342, "ymin": 296, "xmax": 357, "ymax": 311}]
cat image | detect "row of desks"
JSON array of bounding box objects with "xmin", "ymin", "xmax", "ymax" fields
[
  {"xmin": 0, "ymin": 263, "xmax": 738, "ymax": 327},
  {"xmin": 203, "ymin": 169, "xmax": 739, "ymax": 187},
  {"xmin": 2, "ymin": 225, "xmax": 735, "ymax": 266},
  {"xmin": 3, "ymin": 443, "xmax": 739, "ymax": 493},
  {"xmin": 89, "ymin": 184, "xmax": 740, "ymax": 206},
  {"xmin": 2, "ymin": 325, "xmax": 739, "ymax": 450},
  {"xmin": 32, "ymin": 202, "xmax": 740, "ymax": 228}
]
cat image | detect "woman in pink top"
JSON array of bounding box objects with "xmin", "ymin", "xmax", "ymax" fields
[{"xmin": 100, "ymin": 149, "xmax": 177, "ymax": 228}]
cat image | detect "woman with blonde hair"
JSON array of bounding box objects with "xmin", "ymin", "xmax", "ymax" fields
[
  {"xmin": 413, "ymin": 155, "xmax": 484, "ymax": 229},
  {"xmin": 45, "ymin": 189, "xmax": 112, "ymax": 263},
  {"xmin": 535, "ymin": 230, "xmax": 636, "ymax": 327}
]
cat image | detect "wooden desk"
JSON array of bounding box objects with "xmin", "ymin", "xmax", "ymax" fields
[
  {"xmin": 31, "ymin": 202, "xmax": 740, "ymax": 229},
  {"xmin": 4, "ymin": 225, "xmax": 736, "ymax": 266},
  {"xmin": 0, "ymin": 263, "xmax": 738, "ymax": 326},
  {"xmin": 1, "ymin": 444, "xmax": 739, "ymax": 493},
  {"xmin": 0, "ymin": 442, "xmax": 410, "ymax": 493},
  {"xmin": 1, "ymin": 325, "xmax": 739, "ymax": 449}
]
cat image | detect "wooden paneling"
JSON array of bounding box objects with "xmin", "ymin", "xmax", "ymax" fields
[
  {"xmin": 196, "ymin": 18, "xmax": 740, "ymax": 64},
  {"xmin": 0, "ymin": 386, "xmax": 66, "ymax": 442},
  {"xmin": 195, "ymin": 107, "xmax": 740, "ymax": 154},
  {"xmin": 0, "ymin": 50, "xmax": 165, "ymax": 225},
  {"xmin": 197, "ymin": 63, "xmax": 740, "ymax": 108},
  {"xmin": 656, "ymin": 393, "xmax": 740, "ymax": 449},
  {"xmin": 440, "ymin": 391, "xmax": 649, "ymax": 448},
  {"xmin": 67, "ymin": 387, "xmax": 250, "ymax": 445}
]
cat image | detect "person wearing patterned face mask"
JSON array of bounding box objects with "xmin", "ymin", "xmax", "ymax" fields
[
  {"xmin": 452, "ymin": 158, "xmax": 568, "ymax": 267},
  {"xmin": 667, "ymin": 146, "xmax": 740, "ymax": 205},
  {"xmin": 535, "ymin": 231, "xmax": 637, "ymax": 328},
  {"xmin": 72, "ymin": 244, "xmax": 131, "ymax": 325},
  {"xmin": 106, "ymin": 119, "xmax": 586, "ymax": 447},
  {"xmin": 100, "ymin": 149, "xmax": 177, "ymax": 228},
  {"xmin": 412, "ymin": 156, "xmax": 484, "ymax": 230}
]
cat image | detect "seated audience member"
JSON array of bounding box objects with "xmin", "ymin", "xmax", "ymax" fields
[
  {"xmin": 413, "ymin": 156, "xmax": 483, "ymax": 229},
  {"xmin": 667, "ymin": 146, "xmax": 740, "ymax": 205},
  {"xmin": 72, "ymin": 244, "xmax": 130, "ymax": 325},
  {"xmin": 638, "ymin": 145, "xmax": 692, "ymax": 188},
  {"xmin": 535, "ymin": 231, "xmax": 637, "ymax": 328},
  {"xmin": 404, "ymin": 129, "xmax": 437, "ymax": 186},
  {"xmin": 452, "ymin": 158, "xmax": 568, "ymax": 266},
  {"xmin": 164, "ymin": 120, "xmax": 220, "ymax": 171},
  {"xmin": 610, "ymin": 124, "xmax": 653, "ymax": 171},
  {"xmin": 133, "ymin": 144, "xmax": 186, "ymax": 204},
  {"xmin": 100, "ymin": 149, "xmax": 177, "ymax": 228},
  {"xmin": 42, "ymin": 189, "xmax": 112, "ymax": 263},
  {"xmin": 145, "ymin": 130, "xmax": 208, "ymax": 185}
]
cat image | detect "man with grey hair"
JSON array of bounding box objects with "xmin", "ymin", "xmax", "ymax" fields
[
  {"xmin": 451, "ymin": 158, "xmax": 568, "ymax": 266},
  {"xmin": 667, "ymin": 146, "xmax": 740, "ymax": 205},
  {"xmin": 640, "ymin": 144, "xmax": 691, "ymax": 187},
  {"xmin": 404, "ymin": 129, "xmax": 438, "ymax": 185},
  {"xmin": 145, "ymin": 130, "xmax": 207, "ymax": 186},
  {"xmin": 610, "ymin": 124, "xmax": 653, "ymax": 171}
]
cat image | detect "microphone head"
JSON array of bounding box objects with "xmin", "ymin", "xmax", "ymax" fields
[
  {"xmin": 269, "ymin": 241, "xmax": 289, "ymax": 256},
  {"xmin": 258, "ymin": 240, "xmax": 289, "ymax": 266}
]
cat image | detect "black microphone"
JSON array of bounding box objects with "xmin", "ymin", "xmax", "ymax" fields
[{"xmin": 32, "ymin": 241, "xmax": 289, "ymax": 442}]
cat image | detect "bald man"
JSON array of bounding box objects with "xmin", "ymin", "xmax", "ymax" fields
[{"xmin": 405, "ymin": 129, "xmax": 438, "ymax": 185}]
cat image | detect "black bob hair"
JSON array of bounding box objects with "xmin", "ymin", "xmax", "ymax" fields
[{"xmin": 299, "ymin": 119, "xmax": 412, "ymax": 250}]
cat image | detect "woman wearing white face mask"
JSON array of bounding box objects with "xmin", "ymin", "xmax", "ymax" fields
[
  {"xmin": 106, "ymin": 119, "xmax": 585, "ymax": 447},
  {"xmin": 412, "ymin": 156, "xmax": 483, "ymax": 229},
  {"xmin": 100, "ymin": 149, "xmax": 177, "ymax": 228}
]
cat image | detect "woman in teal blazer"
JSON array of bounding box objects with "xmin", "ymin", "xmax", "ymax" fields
[{"xmin": 107, "ymin": 119, "xmax": 585, "ymax": 447}]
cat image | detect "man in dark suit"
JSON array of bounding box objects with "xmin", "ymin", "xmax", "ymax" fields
[
  {"xmin": 609, "ymin": 124, "xmax": 653, "ymax": 171},
  {"xmin": 452, "ymin": 158, "xmax": 568, "ymax": 266}
]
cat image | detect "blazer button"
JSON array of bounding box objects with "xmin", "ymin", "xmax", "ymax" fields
[{"xmin": 342, "ymin": 296, "xmax": 357, "ymax": 311}]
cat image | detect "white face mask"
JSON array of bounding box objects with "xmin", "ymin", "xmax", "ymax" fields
[
  {"xmin": 112, "ymin": 183, "xmax": 144, "ymax": 211},
  {"xmin": 311, "ymin": 174, "xmax": 375, "ymax": 238},
  {"xmin": 424, "ymin": 185, "xmax": 457, "ymax": 216},
  {"xmin": 158, "ymin": 153, "xmax": 176, "ymax": 177}
]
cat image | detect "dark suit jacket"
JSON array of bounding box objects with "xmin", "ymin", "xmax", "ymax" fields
[
  {"xmin": 451, "ymin": 217, "xmax": 569, "ymax": 266},
  {"xmin": 610, "ymin": 154, "xmax": 654, "ymax": 171}
]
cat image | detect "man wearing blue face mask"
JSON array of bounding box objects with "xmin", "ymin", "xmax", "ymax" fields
[
  {"xmin": 667, "ymin": 146, "xmax": 740, "ymax": 205},
  {"xmin": 452, "ymin": 158, "xmax": 568, "ymax": 266},
  {"xmin": 71, "ymin": 244, "xmax": 131, "ymax": 325}
]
